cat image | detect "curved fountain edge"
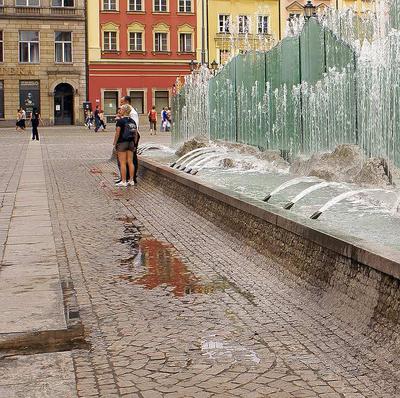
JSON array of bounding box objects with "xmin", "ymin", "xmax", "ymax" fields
[{"xmin": 139, "ymin": 156, "xmax": 400, "ymax": 281}]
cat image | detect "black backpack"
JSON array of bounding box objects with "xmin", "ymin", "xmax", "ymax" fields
[{"xmin": 121, "ymin": 118, "xmax": 138, "ymax": 145}]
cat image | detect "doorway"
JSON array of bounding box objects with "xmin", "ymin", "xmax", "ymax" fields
[{"xmin": 54, "ymin": 83, "xmax": 74, "ymax": 125}]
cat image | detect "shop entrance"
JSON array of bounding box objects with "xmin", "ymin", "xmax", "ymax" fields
[{"xmin": 54, "ymin": 83, "xmax": 74, "ymax": 125}]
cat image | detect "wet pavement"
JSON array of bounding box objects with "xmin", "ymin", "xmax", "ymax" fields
[{"xmin": 0, "ymin": 127, "xmax": 399, "ymax": 397}]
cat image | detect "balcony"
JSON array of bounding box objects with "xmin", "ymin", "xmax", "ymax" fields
[{"xmin": 0, "ymin": 6, "xmax": 85, "ymax": 20}]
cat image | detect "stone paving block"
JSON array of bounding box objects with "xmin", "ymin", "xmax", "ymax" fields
[{"xmin": 0, "ymin": 352, "xmax": 77, "ymax": 398}]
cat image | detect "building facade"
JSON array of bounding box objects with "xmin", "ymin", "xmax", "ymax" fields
[
  {"xmin": 204, "ymin": 0, "xmax": 280, "ymax": 65},
  {"xmin": 0, "ymin": 0, "xmax": 86, "ymax": 126},
  {"xmin": 88, "ymin": 0, "xmax": 196, "ymax": 121}
]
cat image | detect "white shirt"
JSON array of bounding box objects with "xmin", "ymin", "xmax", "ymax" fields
[
  {"xmin": 129, "ymin": 108, "xmax": 139, "ymax": 130},
  {"xmin": 21, "ymin": 110, "xmax": 26, "ymax": 120}
]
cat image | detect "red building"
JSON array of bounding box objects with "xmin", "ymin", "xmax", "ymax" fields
[{"xmin": 88, "ymin": 0, "xmax": 196, "ymax": 121}]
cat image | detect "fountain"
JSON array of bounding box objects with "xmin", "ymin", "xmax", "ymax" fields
[{"xmin": 263, "ymin": 177, "xmax": 320, "ymax": 202}]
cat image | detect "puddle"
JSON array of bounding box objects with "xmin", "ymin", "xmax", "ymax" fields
[{"xmin": 116, "ymin": 216, "xmax": 230, "ymax": 297}]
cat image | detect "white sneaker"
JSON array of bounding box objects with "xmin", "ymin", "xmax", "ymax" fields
[
  {"xmin": 115, "ymin": 181, "xmax": 128, "ymax": 187},
  {"xmin": 128, "ymin": 180, "xmax": 135, "ymax": 186}
]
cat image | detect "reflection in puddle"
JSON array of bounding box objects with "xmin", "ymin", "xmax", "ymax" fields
[{"xmin": 117, "ymin": 217, "xmax": 229, "ymax": 297}]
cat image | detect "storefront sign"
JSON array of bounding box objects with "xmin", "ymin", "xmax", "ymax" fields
[
  {"xmin": 0, "ymin": 67, "xmax": 34, "ymax": 76},
  {"xmin": 20, "ymin": 80, "xmax": 40, "ymax": 116}
]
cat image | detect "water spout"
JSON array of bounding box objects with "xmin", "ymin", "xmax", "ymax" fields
[
  {"xmin": 189, "ymin": 153, "xmax": 229, "ymax": 175},
  {"xmin": 310, "ymin": 189, "xmax": 386, "ymax": 219},
  {"xmin": 263, "ymin": 177, "xmax": 320, "ymax": 202},
  {"xmin": 284, "ymin": 182, "xmax": 341, "ymax": 210},
  {"xmin": 171, "ymin": 147, "xmax": 215, "ymax": 168}
]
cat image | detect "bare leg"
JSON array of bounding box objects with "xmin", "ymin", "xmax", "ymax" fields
[
  {"xmin": 118, "ymin": 152, "xmax": 127, "ymax": 182},
  {"xmin": 127, "ymin": 151, "xmax": 135, "ymax": 182}
]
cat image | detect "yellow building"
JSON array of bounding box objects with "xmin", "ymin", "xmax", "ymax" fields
[
  {"xmin": 200, "ymin": 0, "xmax": 280, "ymax": 65},
  {"xmin": 198, "ymin": 0, "xmax": 372, "ymax": 66}
]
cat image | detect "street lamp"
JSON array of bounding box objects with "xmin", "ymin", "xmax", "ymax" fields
[
  {"xmin": 304, "ymin": 0, "xmax": 316, "ymax": 19},
  {"xmin": 210, "ymin": 60, "xmax": 218, "ymax": 75}
]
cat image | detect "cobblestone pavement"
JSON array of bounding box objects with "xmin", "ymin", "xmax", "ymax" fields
[{"xmin": 1, "ymin": 127, "xmax": 400, "ymax": 397}]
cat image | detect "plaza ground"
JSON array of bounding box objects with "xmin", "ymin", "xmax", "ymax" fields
[{"xmin": 0, "ymin": 126, "xmax": 399, "ymax": 398}]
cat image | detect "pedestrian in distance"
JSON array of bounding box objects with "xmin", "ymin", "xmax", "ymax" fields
[
  {"xmin": 113, "ymin": 104, "xmax": 138, "ymax": 187},
  {"xmin": 16, "ymin": 108, "xmax": 26, "ymax": 132},
  {"xmin": 166, "ymin": 107, "xmax": 172, "ymax": 132},
  {"xmin": 161, "ymin": 107, "xmax": 167, "ymax": 132},
  {"xmin": 94, "ymin": 105, "xmax": 101, "ymax": 132},
  {"xmin": 148, "ymin": 106, "xmax": 157, "ymax": 135},
  {"xmin": 99, "ymin": 109, "xmax": 107, "ymax": 130},
  {"xmin": 30, "ymin": 108, "xmax": 43, "ymax": 141}
]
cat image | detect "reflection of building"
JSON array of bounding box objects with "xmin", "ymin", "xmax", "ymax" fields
[
  {"xmin": 87, "ymin": 0, "xmax": 196, "ymax": 122},
  {"xmin": 0, "ymin": 0, "xmax": 86, "ymax": 126},
  {"xmin": 203, "ymin": 0, "xmax": 280, "ymax": 65}
]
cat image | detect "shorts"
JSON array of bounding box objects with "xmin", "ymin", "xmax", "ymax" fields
[
  {"xmin": 116, "ymin": 141, "xmax": 135, "ymax": 152},
  {"xmin": 16, "ymin": 120, "xmax": 26, "ymax": 129},
  {"xmin": 149, "ymin": 121, "xmax": 157, "ymax": 130}
]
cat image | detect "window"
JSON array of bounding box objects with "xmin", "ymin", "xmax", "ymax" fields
[
  {"xmin": 0, "ymin": 0, "xmax": 4, "ymax": 6},
  {"xmin": 258, "ymin": 15, "xmax": 268, "ymax": 34},
  {"xmin": 16, "ymin": 0, "xmax": 40, "ymax": 6},
  {"xmin": 0, "ymin": 32, "xmax": 3, "ymax": 63},
  {"xmin": 129, "ymin": 32, "xmax": 143, "ymax": 51},
  {"xmin": 129, "ymin": 91, "xmax": 144, "ymax": 114},
  {"xmin": 154, "ymin": 0, "xmax": 167, "ymax": 12},
  {"xmin": 51, "ymin": 0, "xmax": 74, "ymax": 6},
  {"xmin": 104, "ymin": 91, "xmax": 118, "ymax": 115},
  {"xmin": 55, "ymin": 31, "xmax": 72, "ymax": 62},
  {"xmin": 218, "ymin": 15, "xmax": 230, "ymax": 33},
  {"xmin": 238, "ymin": 15, "xmax": 249, "ymax": 34},
  {"xmin": 219, "ymin": 49, "xmax": 230, "ymax": 64},
  {"xmin": 128, "ymin": 0, "xmax": 142, "ymax": 11},
  {"xmin": 179, "ymin": 33, "xmax": 192, "ymax": 52},
  {"xmin": 178, "ymin": 0, "xmax": 191, "ymax": 12},
  {"xmin": 103, "ymin": 31, "xmax": 117, "ymax": 51},
  {"xmin": 103, "ymin": 0, "xmax": 116, "ymax": 10},
  {"xmin": 0, "ymin": 81, "xmax": 4, "ymax": 119},
  {"xmin": 154, "ymin": 90, "xmax": 169, "ymax": 111},
  {"xmin": 154, "ymin": 32, "xmax": 167, "ymax": 52},
  {"xmin": 19, "ymin": 31, "xmax": 39, "ymax": 63},
  {"xmin": 20, "ymin": 80, "xmax": 40, "ymax": 116}
]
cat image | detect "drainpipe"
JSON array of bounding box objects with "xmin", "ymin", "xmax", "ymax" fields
[
  {"xmin": 206, "ymin": 0, "xmax": 209, "ymax": 64},
  {"xmin": 278, "ymin": 0, "xmax": 282, "ymax": 40},
  {"xmin": 85, "ymin": 0, "xmax": 89, "ymax": 101},
  {"xmin": 201, "ymin": 0, "xmax": 206, "ymax": 64}
]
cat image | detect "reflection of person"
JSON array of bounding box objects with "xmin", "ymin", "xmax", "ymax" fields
[{"xmin": 30, "ymin": 107, "xmax": 43, "ymax": 141}]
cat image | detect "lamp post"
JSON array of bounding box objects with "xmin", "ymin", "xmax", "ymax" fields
[
  {"xmin": 210, "ymin": 60, "xmax": 218, "ymax": 75},
  {"xmin": 304, "ymin": 0, "xmax": 316, "ymax": 19}
]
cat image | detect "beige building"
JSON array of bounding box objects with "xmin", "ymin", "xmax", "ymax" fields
[{"xmin": 0, "ymin": 0, "xmax": 86, "ymax": 126}]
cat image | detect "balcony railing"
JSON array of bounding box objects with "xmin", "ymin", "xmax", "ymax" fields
[{"xmin": 0, "ymin": 6, "xmax": 85, "ymax": 18}]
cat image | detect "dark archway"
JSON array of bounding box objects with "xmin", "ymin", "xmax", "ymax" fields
[{"xmin": 54, "ymin": 83, "xmax": 74, "ymax": 125}]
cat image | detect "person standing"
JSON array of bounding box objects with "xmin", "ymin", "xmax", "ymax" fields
[
  {"xmin": 148, "ymin": 106, "xmax": 157, "ymax": 135},
  {"xmin": 30, "ymin": 108, "xmax": 42, "ymax": 141},
  {"xmin": 94, "ymin": 105, "xmax": 101, "ymax": 132},
  {"xmin": 113, "ymin": 104, "xmax": 137, "ymax": 187},
  {"xmin": 99, "ymin": 109, "xmax": 107, "ymax": 130},
  {"xmin": 161, "ymin": 107, "xmax": 167, "ymax": 132},
  {"xmin": 115, "ymin": 96, "xmax": 140, "ymax": 184}
]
